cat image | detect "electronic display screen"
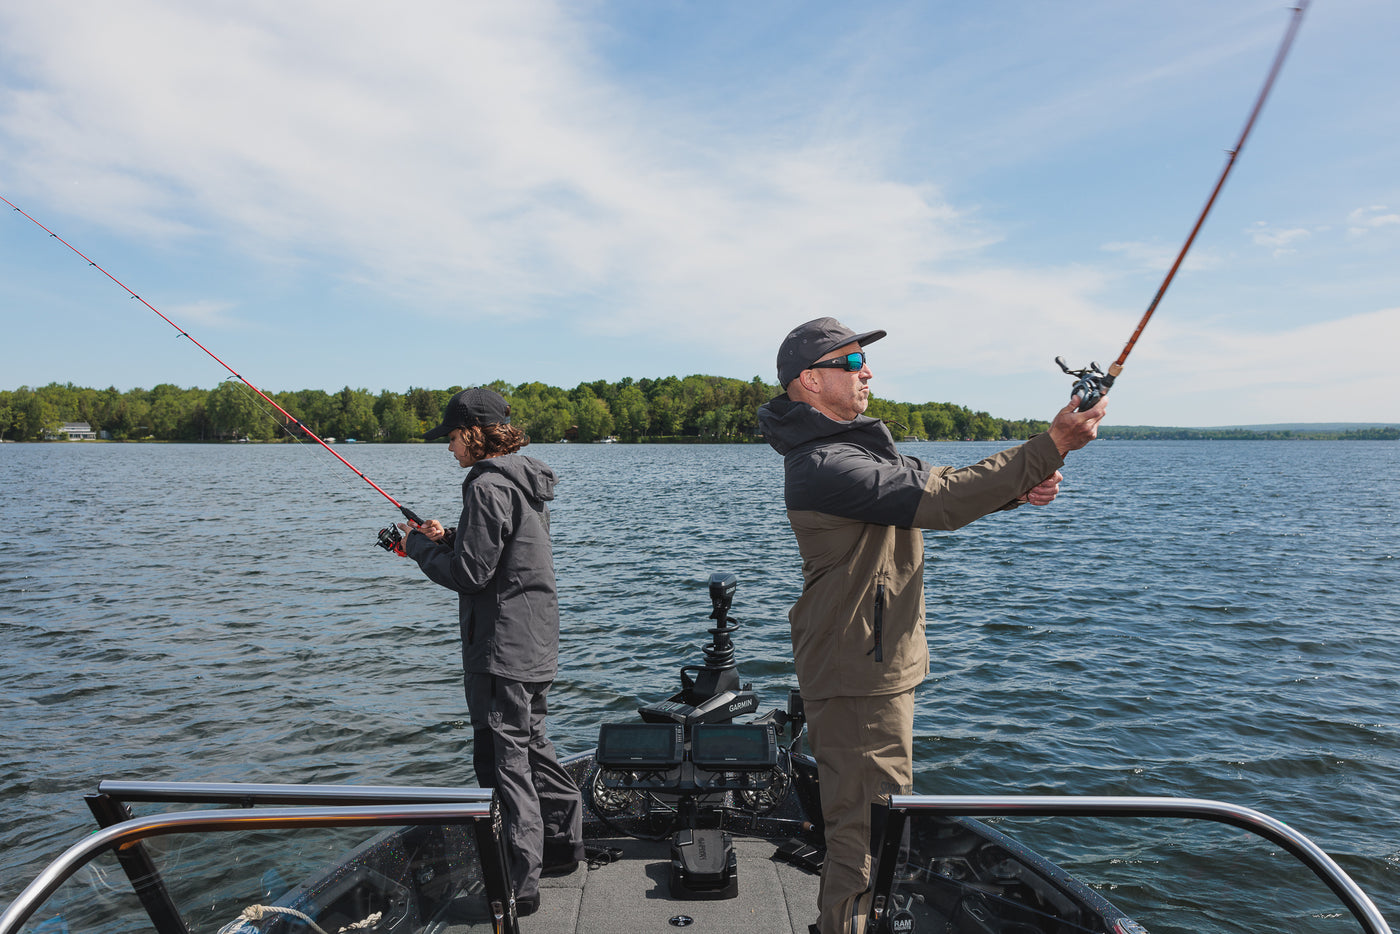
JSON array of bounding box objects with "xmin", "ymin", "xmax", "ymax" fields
[
  {"xmin": 690, "ymin": 724, "xmax": 777, "ymax": 771},
  {"xmin": 596, "ymin": 723, "xmax": 685, "ymax": 769}
]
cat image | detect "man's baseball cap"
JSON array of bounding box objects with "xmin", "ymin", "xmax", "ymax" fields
[
  {"xmin": 776, "ymin": 317, "xmax": 887, "ymax": 388},
  {"xmin": 423, "ymin": 387, "xmax": 512, "ymax": 440}
]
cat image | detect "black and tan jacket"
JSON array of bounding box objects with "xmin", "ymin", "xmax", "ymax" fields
[{"xmin": 757, "ymin": 395, "xmax": 1064, "ymax": 700}]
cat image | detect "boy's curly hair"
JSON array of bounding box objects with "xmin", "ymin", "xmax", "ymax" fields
[{"xmin": 459, "ymin": 423, "xmax": 529, "ymax": 461}]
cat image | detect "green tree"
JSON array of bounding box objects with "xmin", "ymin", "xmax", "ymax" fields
[
  {"xmin": 614, "ymin": 384, "xmax": 649, "ymax": 441},
  {"xmin": 148, "ymin": 384, "xmax": 200, "ymax": 439},
  {"xmin": 511, "ymin": 381, "xmax": 573, "ymax": 442},
  {"xmin": 278, "ymin": 389, "xmax": 336, "ymax": 440},
  {"xmin": 920, "ymin": 407, "xmax": 954, "ymax": 440},
  {"xmin": 570, "ymin": 388, "xmax": 614, "ymax": 442},
  {"xmin": 206, "ymin": 382, "xmax": 269, "ymax": 439},
  {"xmin": 0, "ymin": 391, "xmax": 15, "ymax": 441},
  {"xmin": 329, "ymin": 387, "xmax": 379, "ymax": 441},
  {"xmin": 967, "ymin": 411, "xmax": 998, "ymax": 441},
  {"xmin": 375, "ymin": 391, "xmax": 420, "ymax": 443},
  {"xmin": 406, "ymin": 387, "xmax": 451, "ymax": 427},
  {"xmin": 90, "ymin": 386, "xmax": 150, "ymax": 440}
]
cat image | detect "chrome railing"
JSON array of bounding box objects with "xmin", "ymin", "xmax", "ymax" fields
[
  {"xmin": 0, "ymin": 800, "xmax": 496, "ymax": 934},
  {"xmin": 95, "ymin": 779, "xmax": 496, "ymax": 807},
  {"xmin": 4, "ymin": 787, "xmax": 1390, "ymax": 934},
  {"xmin": 883, "ymin": 795, "xmax": 1392, "ymax": 934}
]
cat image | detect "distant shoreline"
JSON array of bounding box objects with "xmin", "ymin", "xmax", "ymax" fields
[{"xmin": 8, "ymin": 430, "xmax": 1397, "ymax": 445}]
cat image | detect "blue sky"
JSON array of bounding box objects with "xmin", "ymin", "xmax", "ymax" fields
[{"xmin": 2, "ymin": 0, "xmax": 1396, "ymax": 427}]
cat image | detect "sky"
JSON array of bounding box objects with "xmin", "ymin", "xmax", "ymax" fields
[{"xmin": 1, "ymin": 0, "xmax": 1397, "ymax": 428}]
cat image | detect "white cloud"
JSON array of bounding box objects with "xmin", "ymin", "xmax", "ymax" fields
[
  {"xmin": 1248, "ymin": 220, "xmax": 1310, "ymax": 254},
  {"xmin": 0, "ymin": 0, "xmax": 990, "ymax": 340},
  {"xmin": 3, "ymin": 0, "xmax": 1396, "ymax": 426},
  {"xmin": 1347, "ymin": 205, "xmax": 1400, "ymax": 237},
  {"xmin": 1101, "ymin": 305, "xmax": 1400, "ymax": 425}
]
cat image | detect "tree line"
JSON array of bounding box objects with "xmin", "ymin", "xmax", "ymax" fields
[
  {"xmin": 0, "ymin": 378, "xmax": 1053, "ymax": 444},
  {"xmin": 1096, "ymin": 425, "xmax": 1400, "ymax": 441}
]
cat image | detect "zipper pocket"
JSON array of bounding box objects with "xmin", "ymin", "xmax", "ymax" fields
[{"xmin": 867, "ymin": 583, "xmax": 885, "ymax": 662}]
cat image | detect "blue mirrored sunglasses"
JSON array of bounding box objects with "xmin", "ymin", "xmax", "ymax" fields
[{"xmin": 808, "ymin": 352, "xmax": 867, "ymax": 372}]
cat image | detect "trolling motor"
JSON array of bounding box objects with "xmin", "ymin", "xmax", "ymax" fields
[
  {"xmin": 638, "ymin": 572, "xmax": 759, "ymax": 728},
  {"xmin": 596, "ymin": 572, "xmax": 779, "ymax": 901},
  {"xmin": 1055, "ymin": 357, "xmax": 1115, "ymax": 412}
]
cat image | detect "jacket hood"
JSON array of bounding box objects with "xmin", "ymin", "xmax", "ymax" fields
[
  {"xmin": 467, "ymin": 453, "xmax": 557, "ymax": 504},
  {"xmin": 757, "ymin": 394, "xmax": 897, "ymax": 458}
]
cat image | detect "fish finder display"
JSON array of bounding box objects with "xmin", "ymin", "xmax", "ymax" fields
[
  {"xmin": 596, "ymin": 723, "xmax": 685, "ymax": 770},
  {"xmin": 690, "ymin": 724, "xmax": 778, "ymax": 771}
]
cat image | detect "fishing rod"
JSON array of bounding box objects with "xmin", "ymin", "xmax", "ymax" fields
[
  {"xmin": 2, "ymin": 195, "xmax": 425, "ymax": 548},
  {"xmin": 1056, "ymin": 1, "xmax": 1309, "ymax": 411}
]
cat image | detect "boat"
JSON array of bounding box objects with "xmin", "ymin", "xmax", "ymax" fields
[{"xmin": 1, "ymin": 574, "xmax": 1391, "ymax": 934}]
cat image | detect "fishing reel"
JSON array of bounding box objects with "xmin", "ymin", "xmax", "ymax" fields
[
  {"xmin": 376, "ymin": 522, "xmax": 407, "ymax": 557},
  {"xmin": 1055, "ymin": 356, "xmax": 1115, "ymax": 412}
]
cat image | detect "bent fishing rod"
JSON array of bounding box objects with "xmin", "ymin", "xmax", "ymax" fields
[
  {"xmin": 1056, "ymin": 1, "xmax": 1309, "ymax": 410},
  {"xmin": 2, "ymin": 194, "xmax": 424, "ymax": 549}
]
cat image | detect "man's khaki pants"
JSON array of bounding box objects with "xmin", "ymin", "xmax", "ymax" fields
[{"xmin": 804, "ymin": 689, "xmax": 915, "ymax": 934}]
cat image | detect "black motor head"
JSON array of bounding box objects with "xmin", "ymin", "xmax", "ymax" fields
[{"xmin": 708, "ymin": 572, "xmax": 737, "ymax": 621}]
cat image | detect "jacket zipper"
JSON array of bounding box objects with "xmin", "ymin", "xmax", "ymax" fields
[{"xmin": 868, "ymin": 583, "xmax": 885, "ymax": 662}]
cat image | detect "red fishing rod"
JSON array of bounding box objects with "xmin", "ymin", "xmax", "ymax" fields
[
  {"xmin": 2, "ymin": 195, "xmax": 424, "ymax": 548},
  {"xmin": 1056, "ymin": 1, "xmax": 1309, "ymax": 410}
]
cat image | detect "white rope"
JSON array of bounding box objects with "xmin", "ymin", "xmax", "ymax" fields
[
  {"xmin": 215, "ymin": 904, "xmax": 383, "ymax": 934},
  {"xmin": 338, "ymin": 911, "xmax": 384, "ymax": 931}
]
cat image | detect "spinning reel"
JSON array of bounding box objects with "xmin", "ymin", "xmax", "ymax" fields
[{"xmin": 376, "ymin": 522, "xmax": 407, "ymax": 556}]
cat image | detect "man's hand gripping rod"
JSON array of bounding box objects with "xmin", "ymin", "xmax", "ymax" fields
[{"xmin": 1057, "ymin": 3, "xmax": 1308, "ymax": 411}]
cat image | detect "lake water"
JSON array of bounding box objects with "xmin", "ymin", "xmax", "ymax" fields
[{"xmin": 1, "ymin": 439, "xmax": 1397, "ymax": 931}]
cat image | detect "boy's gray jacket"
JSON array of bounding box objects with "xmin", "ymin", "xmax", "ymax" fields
[
  {"xmin": 405, "ymin": 453, "xmax": 560, "ymax": 683},
  {"xmin": 757, "ymin": 395, "xmax": 1064, "ymax": 700}
]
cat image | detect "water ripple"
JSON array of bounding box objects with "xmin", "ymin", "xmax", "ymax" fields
[{"xmin": 2, "ymin": 439, "xmax": 1397, "ymax": 927}]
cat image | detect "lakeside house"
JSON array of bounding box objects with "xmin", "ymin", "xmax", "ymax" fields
[{"xmin": 54, "ymin": 422, "xmax": 98, "ymax": 441}]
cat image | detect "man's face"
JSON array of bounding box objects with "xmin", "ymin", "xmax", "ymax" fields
[{"xmin": 806, "ymin": 341, "xmax": 872, "ymax": 421}]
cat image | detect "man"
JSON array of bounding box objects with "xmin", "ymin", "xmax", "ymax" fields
[
  {"xmin": 398, "ymin": 387, "xmax": 585, "ymax": 917},
  {"xmin": 756, "ymin": 318, "xmax": 1107, "ymax": 934}
]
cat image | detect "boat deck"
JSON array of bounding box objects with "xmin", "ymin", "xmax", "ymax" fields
[{"xmin": 520, "ymin": 835, "xmax": 819, "ymax": 934}]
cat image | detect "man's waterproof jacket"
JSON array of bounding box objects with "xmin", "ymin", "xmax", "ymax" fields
[
  {"xmin": 757, "ymin": 395, "xmax": 1064, "ymax": 700},
  {"xmin": 405, "ymin": 453, "xmax": 560, "ymax": 683}
]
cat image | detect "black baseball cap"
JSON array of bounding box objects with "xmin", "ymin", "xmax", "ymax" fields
[
  {"xmin": 423, "ymin": 387, "xmax": 512, "ymax": 440},
  {"xmin": 776, "ymin": 317, "xmax": 886, "ymax": 388}
]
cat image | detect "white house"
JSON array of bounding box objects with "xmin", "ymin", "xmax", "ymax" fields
[{"xmin": 58, "ymin": 422, "xmax": 97, "ymax": 440}]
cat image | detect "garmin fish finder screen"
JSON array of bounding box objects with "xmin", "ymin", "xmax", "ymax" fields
[
  {"xmin": 596, "ymin": 723, "xmax": 685, "ymax": 769},
  {"xmin": 690, "ymin": 724, "xmax": 778, "ymax": 771}
]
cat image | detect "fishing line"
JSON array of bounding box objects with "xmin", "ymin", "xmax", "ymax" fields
[
  {"xmin": 1, "ymin": 195, "xmax": 425, "ymax": 537},
  {"xmin": 1056, "ymin": 1, "xmax": 1309, "ymax": 409},
  {"xmin": 217, "ymin": 375, "xmax": 380, "ymax": 509}
]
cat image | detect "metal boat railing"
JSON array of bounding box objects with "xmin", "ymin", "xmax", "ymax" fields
[
  {"xmin": 2, "ymin": 786, "xmax": 1391, "ymax": 934},
  {"xmin": 870, "ymin": 794, "xmax": 1392, "ymax": 934},
  {"xmin": 93, "ymin": 779, "xmax": 497, "ymax": 807},
  {"xmin": 0, "ymin": 795, "xmax": 509, "ymax": 934}
]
